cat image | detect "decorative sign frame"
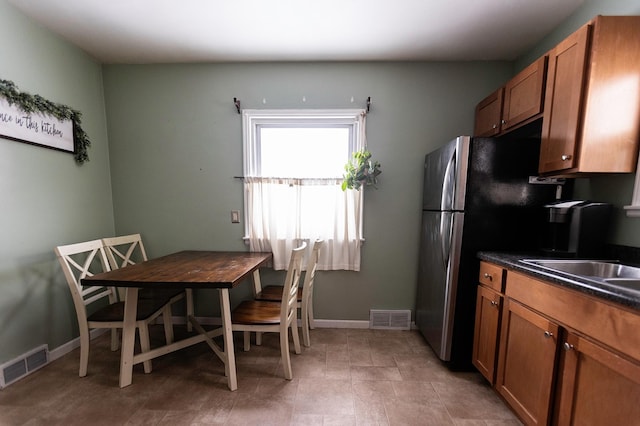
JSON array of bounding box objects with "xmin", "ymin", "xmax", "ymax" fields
[
  {"xmin": 0, "ymin": 96, "xmax": 74, "ymax": 153},
  {"xmin": 0, "ymin": 79, "xmax": 90, "ymax": 164}
]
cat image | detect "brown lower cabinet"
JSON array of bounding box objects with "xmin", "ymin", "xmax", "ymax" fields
[
  {"xmin": 473, "ymin": 262, "xmax": 640, "ymax": 425},
  {"xmin": 472, "ymin": 285, "xmax": 503, "ymax": 382},
  {"xmin": 473, "ymin": 262, "xmax": 506, "ymax": 382},
  {"xmin": 496, "ymin": 298, "xmax": 558, "ymax": 425},
  {"xmin": 555, "ymin": 332, "xmax": 640, "ymax": 425}
]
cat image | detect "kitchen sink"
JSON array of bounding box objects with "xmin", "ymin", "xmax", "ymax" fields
[{"xmin": 520, "ymin": 259, "xmax": 640, "ymax": 294}]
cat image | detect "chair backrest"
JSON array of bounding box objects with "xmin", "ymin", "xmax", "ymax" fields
[
  {"xmin": 54, "ymin": 239, "xmax": 116, "ymax": 322},
  {"xmin": 280, "ymin": 243, "xmax": 307, "ymax": 325},
  {"xmin": 302, "ymin": 239, "xmax": 324, "ymax": 300},
  {"xmin": 102, "ymin": 234, "xmax": 148, "ymax": 270}
]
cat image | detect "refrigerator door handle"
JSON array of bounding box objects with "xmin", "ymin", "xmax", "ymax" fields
[
  {"xmin": 440, "ymin": 151, "xmax": 456, "ymax": 211},
  {"xmin": 439, "ymin": 212, "xmax": 453, "ymax": 268}
]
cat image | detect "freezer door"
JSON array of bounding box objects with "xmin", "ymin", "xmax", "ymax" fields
[
  {"xmin": 422, "ymin": 136, "xmax": 470, "ymax": 211},
  {"xmin": 415, "ymin": 210, "xmax": 464, "ymax": 360}
]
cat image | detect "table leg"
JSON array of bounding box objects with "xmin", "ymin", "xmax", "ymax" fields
[
  {"xmin": 252, "ymin": 269, "xmax": 262, "ymax": 296},
  {"xmin": 119, "ymin": 287, "xmax": 139, "ymax": 388},
  {"xmin": 219, "ymin": 288, "xmax": 237, "ymax": 391}
]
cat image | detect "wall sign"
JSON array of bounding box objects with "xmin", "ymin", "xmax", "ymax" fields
[
  {"xmin": 0, "ymin": 96, "xmax": 74, "ymax": 153},
  {"xmin": 0, "ymin": 79, "xmax": 90, "ymax": 164}
]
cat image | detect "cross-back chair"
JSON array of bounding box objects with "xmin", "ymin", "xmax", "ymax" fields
[
  {"xmin": 231, "ymin": 242, "xmax": 306, "ymax": 380},
  {"xmin": 55, "ymin": 239, "xmax": 176, "ymax": 377},
  {"xmin": 102, "ymin": 234, "xmax": 195, "ymax": 332},
  {"xmin": 254, "ymin": 239, "xmax": 324, "ymax": 346}
]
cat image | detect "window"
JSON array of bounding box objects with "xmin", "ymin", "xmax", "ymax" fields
[
  {"xmin": 242, "ymin": 109, "xmax": 367, "ymax": 271},
  {"xmin": 624, "ymin": 159, "xmax": 640, "ymax": 217}
]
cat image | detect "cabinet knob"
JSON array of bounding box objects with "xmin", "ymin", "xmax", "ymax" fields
[
  {"xmin": 561, "ymin": 154, "xmax": 572, "ymax": 161},
  {"xmin": 490, "ymin": 300, "xmax": 499, "ymax": 307},
  {"xmin": 483, "ymin": 273, "xmax": 493, "ymax": 281},
  {"xmin": 501, "ymin": 119, "xmax": 506, "ymax": 125},
  {"xmin": 563, "ymin": 342, "xmax": 574, "ymax": 351},
  {"xmin": 544, "ymin": 331, "xmax": 554, "ymax": 339},
  {"xmin": 492, "ymin": 124, "xmax": 498, "ymax": 129}
]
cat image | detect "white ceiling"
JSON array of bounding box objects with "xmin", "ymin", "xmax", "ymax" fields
[{"xmin": 9, "ymin": 0, "xmax": 585, "ymax": 64}]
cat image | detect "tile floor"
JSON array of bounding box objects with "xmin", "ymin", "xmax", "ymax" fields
[{"xmin": 0, "ymin": 326, "xmax": 522, "ymax": 425}]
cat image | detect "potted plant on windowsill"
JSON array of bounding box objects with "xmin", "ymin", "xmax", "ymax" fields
[{"xmin": 341, "ymin": 149, "xmax": 382, "ymax": 191}]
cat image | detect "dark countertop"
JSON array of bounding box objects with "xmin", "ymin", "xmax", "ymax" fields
[{"xmin": 477, "ymin": 251, "xmax": 640, "ymax": 311}]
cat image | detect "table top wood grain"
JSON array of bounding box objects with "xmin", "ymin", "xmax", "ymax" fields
[{"xmin": 82, "ymin": 251, "xmax": 272, "ymax": 289}]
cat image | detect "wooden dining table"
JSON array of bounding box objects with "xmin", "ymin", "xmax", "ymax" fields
[{"xmin": 81, "ymin": 250, "xmax": 272, "ymax": 391}]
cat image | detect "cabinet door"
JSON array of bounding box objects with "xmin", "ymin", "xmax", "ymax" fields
[
  {"xmin": 577, "ymin": 16, "xmax": 640, "ymax": 173},
  {"xmin": 502, "ymin": 56, "xmax": 547, "ymax": 131},
  {"xmin": 539, "ymin": 23, "xmax": 591, "ymax": 174},
  {"xmin": 474, "ymin": 88, "xmax": 504, "ymax": 137},
  {"xmin": 472, "ymin": 285, "xmax": 502, "ymax": 383},
  {"xmin": 496, "ymin": 299, "xmax": 559, "ymax": 425},
  {"xmin": 555, "ymin": 332, "xmax": 640, "ymax": 425}
]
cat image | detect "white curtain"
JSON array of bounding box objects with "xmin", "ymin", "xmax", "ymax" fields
[
  {"xmin": 245, "ymin": 177, "xmax": 363, "ymax": 270},
  {"xmin": 244, "ymin": 111, "xmax": 367, "ymax": 271}
]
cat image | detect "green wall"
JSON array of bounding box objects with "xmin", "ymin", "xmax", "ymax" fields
[
  {"xmin": 0, "ymin": 1, "xmax": 113, "ymax": 364},
  {"xmin": 101, "ymin": 62, "xmax": 512, "ymax": 319},
  {"xmin": 1, "ymin": 0, "xmax": 639, "ymax": 367}
]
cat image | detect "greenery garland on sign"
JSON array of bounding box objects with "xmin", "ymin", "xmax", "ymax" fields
[{"xmin": 0, "ymin": 79, "xmax": 90, "ymax": 164}]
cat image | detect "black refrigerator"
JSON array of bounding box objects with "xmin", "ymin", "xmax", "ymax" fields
[{"xmin": 415, "ymin": 135, "xmax": 567, "ymax": 369}]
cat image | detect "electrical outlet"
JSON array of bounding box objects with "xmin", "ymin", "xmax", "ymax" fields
[{"xmin": 231, "ymin": 210, "xmax": 240, "ymax": 223}]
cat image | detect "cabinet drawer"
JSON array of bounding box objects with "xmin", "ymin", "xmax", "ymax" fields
[{"xmin": 479, "ymin": 261, "xmax": 505, "ymax": 292}]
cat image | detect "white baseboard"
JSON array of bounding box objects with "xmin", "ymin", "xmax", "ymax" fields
[
  {"xmin": 312, "ymin": 319, "xmax": 370, "ymax": 329},
  {"xmin": 49, "ymin": 329, "xmax": 107, "ymax": 362},
  {"xmin": 175, "ymin": 316, "xmax": 370, "ymax": 329}
]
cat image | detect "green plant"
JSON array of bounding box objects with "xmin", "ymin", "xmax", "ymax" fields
[{"xmin": 341, "ymin": 149, "xmax": 382, "ymax": 191}]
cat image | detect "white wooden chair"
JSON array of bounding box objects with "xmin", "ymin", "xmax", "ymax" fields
[
  {"xmin": 231, "ymin": 242, "xmax": 306, "ymax": 380},
  {"xmin": 254, "ymin": 239, "xmax": 324, "ymax": 346},
  {"xmin": 102, "ymin": 234, "xmax": 195, "ymax": 332},
  {"xmin": 55, "ymin": 239, "xmax": 175, "ymax": 377}
]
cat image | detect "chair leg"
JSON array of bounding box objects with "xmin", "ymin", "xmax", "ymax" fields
[
  {"xmin": 186, "ymin": 289, "xmax": 194, "ymax": 332},
  {"xmin": 243, "ymin": 331, "xmax": 251, "ymax": 351},
  {"xmin": 291, "ymin": 322, "xmax": 301, "ymax": 355},
  {"xmin": 138, "ymin": 325, "xmax": 153, "ymax": 373},
  {"xmin": 110, "ymin": 328, "xmax": 120, "ymax": 351},
  {"xmin": 256, "ymin": 331, "xmax": 262, "ymax": 346},
  {"xmin": 280, "ymin": 328, "xmax": 293, "ymax": 380},
  {"xmin": 301, "ymin": 304, "xmax": 311, "ymax": 347},
  {"xmin": 79, "ymin": 327, "xmax": 90, "ymax": 377},
  {"xmin": 308, "ymin": 297, "xmax": 315, "ymax": 330},
  {"xmin": 162, "ymin": 305, "xmax": 174, "ymax": 344}
]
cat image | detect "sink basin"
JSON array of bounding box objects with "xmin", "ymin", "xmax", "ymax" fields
[{"xmin": 520, "ymin": 259, "xmax": 640, "ymax": 294}]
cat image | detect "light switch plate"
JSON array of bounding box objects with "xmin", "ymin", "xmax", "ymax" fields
[{"xmin": 231, "ymin": 210, "xmax": 240, "ymax": 223}]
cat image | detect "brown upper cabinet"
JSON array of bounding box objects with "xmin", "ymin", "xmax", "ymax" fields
[
  {"xmin": 539, "ymin": 16, "xmax": 640, "ymax": 175},
  {"xmin": 474, "ymin": 56, "xmax": 547, "ymax": 137},
  {"xmin": 474, "ymin": 88, "xmax": 504, "ymax": 137}
]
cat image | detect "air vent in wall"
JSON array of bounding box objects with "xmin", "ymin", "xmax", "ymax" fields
[
  {"xmin": 369, "ymin": 310, "xmax": 412, "ymax": 330},
  {"xmin": 0, "ymin": 345, "xmax": 49, "ymax": 388}
]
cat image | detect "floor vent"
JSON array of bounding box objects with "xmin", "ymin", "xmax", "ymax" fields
[
  {"xmin": 369, "ymin": 310, "xmax": 411, "ymax": 330},
  {"xmin": 0, "ymin": 345, "xmax": 49, "ymax": 389}
]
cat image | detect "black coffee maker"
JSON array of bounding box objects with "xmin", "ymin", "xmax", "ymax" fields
[{"xmin": 541, "ymin": 200, "xmax": 612, "ymax": 258}]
